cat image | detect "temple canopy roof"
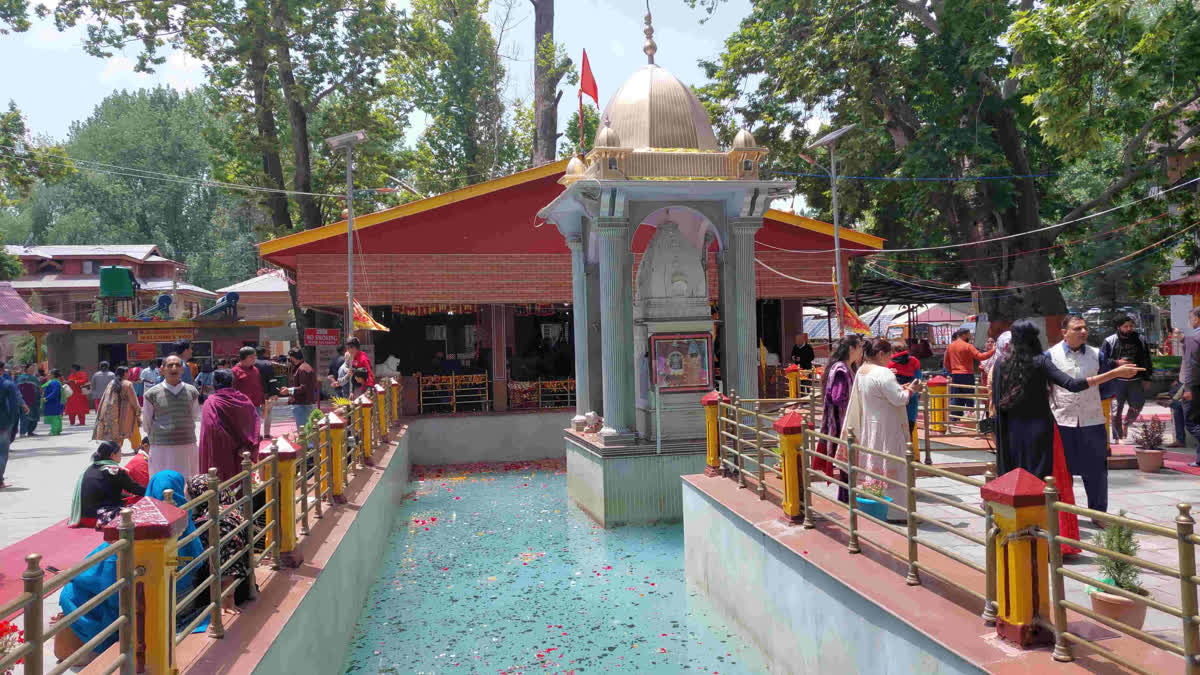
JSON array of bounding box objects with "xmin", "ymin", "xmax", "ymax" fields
[
  {"xmin": 0, "ymin": 282, "xmax": 72, "ymax": 333},
  {"xmin": 257, "ymin": 159, "xmax": 883, "ymax": 270}
]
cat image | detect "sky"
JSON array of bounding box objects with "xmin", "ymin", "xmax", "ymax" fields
[{"xmin": 0, "ymin": 0, "xmax": 753, "ymax": 144}]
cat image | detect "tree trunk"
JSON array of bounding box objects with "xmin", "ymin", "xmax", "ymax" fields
[
  {"xmin": 248, "ymin": 22, "xmax": 307, "ymax": 349},
  {"xmin": 270, "ymin": 1, "xmax": 323, "ymax": 232},
  {"xmin": 531, "ymin": 0, "xmax": 558, "ymax": 165}
]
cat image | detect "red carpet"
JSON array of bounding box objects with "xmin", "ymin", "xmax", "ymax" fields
[{"xmin": 1, "ymin": 520, "xmax": 104, "ymax": 617}]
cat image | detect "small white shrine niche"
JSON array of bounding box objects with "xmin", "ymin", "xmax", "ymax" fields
[{"xmin": 633, "ymin": 221, "xmax": 715, "ymax": 440}]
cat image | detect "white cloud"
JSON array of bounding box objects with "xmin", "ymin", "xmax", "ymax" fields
[
  {"xmin": 26, "ymin": 22, "xmax": 78, "ymax": 51},
  {"xmin": 610, "ymin": 39, "xmax": 625, "ymax": 58},
  {"xmin": 162, "ymin": 52, "xmax": 204, "ymax": 92},
  {"xmin": 99, "ymin": 55, "xmax": 146, "ymax": 82}
]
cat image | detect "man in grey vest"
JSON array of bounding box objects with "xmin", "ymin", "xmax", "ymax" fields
[
  {"xmin": 1048, "ymin": 315, "xmax": 1111, "ymax": 519},
  {"xmin": 142, "ymin": 355, "xmax": 201, "ymax": 477}
]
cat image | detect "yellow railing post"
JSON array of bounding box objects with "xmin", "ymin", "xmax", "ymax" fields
[
  {"xmin": 982, "ymin": 468, "xmax": 1052, "ymax": 648},
  {"xmin": 773, "ymin": 409, "xmax": 806, "ymax": 525},
  {"xmin": 1044, "ymin": 476, "xmax": 1072, "ymax": 662},
  {"xmin": 374, "ymin": 383, "xmax": 388, "ymax": 441},
  {"xmin": 927, "ymin": 375, "xmax": 948, "ymax": 433},
  {"xmin": 357, "ymin": 394, "xmax": 374, "ymax": 465},
  {"xmin": 390, "ymin": 378, "xmax": 401, "ymax": 424},
  {"xmin": 262, "ymin": 442, "xmax": 277, "ymax": 556},
  {"xmin": 274, "ymin": 436, "xmax": 303, "ymax": 567},
  {"xmin": 784, "ymin": 364, "xmax": 801, "ymax": 399},
  {"xmin": 324, "ymin": 412, "xmax": 348, "ymax": 504},
  {"xmin": 701, "ymin": 390, "xmax": 729, "ymax": 477},
  {"xmin": 110, "ymin": 496, "xmax": 190, "ymax": 675},
  {"xmin": 205, "ymin": 470, "xmax": 225, "ymax": 637}
]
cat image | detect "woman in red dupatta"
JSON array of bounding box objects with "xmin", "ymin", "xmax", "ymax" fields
[{"xmin": 198, "ymin": 369, "xmax": 261, "ymax": 482}]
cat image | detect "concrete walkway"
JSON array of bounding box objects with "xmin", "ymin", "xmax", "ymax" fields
[{"xmin": 0, "ymin": 405, "xmax": 301, "ymax": 549}]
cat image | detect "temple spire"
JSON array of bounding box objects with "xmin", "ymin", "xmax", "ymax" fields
[{"xmin": 643, "ymin": 1, "xmax": 657, "ymax": 64}]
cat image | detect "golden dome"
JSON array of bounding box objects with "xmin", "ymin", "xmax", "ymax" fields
[
  {"xmin": 595, "ymin": 125, "xmax": 622, "ymax": 148},
  {"xmin": 732, "ymin": 128, "xmax": 758, "ymax": 150},
  {"xmin": 597, "ymin": 64, "xmax": 719, "ymax": 151},
  {"xmin": 565, "ymin": 156, "xmax": 586, "ymax": 175}
]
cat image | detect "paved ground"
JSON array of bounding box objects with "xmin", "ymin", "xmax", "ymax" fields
[{"xmin": 0, "ymin": 406, "xmax": 301, "ymax": 549}]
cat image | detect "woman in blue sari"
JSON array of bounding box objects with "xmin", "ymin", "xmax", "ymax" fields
[{"xmin": 53, "ymin": 470, "xmax": 208, "ymax": 662}]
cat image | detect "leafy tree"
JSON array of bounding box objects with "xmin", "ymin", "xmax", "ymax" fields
[
  {"xmin": 402, "ymin": 0, "xmax": 527, "ymax": 193},
  {"xmin": 691, "ymin": 0, "xmax": 1200, "ymax": 321},
  {"xmin": 0, "ymin": 246, "xmax": 20, "ymax": 281},
  {"xmin": 1, "ymin": 102, "xmax": 73, "ymax": 207},
  {"xmin": 559, "ymin": 102, "xmax": 600, "ymax": 158}
]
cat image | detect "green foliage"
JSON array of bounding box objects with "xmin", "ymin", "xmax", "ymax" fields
[
  {"xmin": 559, "ymin": 103, "xmax": 599, "ymax": 157},
  {"xmin": 0, "ymin": 245, "xmax": 20, "ymax": 281},
  {"xmin": 693, "ymin": 0, "xmax": 1200, "ymax": 320},
  {"xmin": 1, "ymin": 102, "xmax": 74, "ymax": 206},
  {"xmin": 1094, "ymin": 511, "xmax": 1144, "ymax": 594}
]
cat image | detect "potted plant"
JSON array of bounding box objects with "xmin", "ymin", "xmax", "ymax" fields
[
  {"xmin": 0, "ymin": 618, "xmax": 23, "ymax": 674},
  {"xmin": 1088, "ymin": 512, "xmax": 1150, "ymax": 630},
  {"xmin": 1133, "ymin": 418, "xmax": 1165, "ymax": 473},
  {"xmin": 855, "ymin": 478, "xmax": 893, "ymax": 522}
]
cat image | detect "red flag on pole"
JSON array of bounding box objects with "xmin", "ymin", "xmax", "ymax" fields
[{"xmin": 580, "ymin": 49, "xmax": 598, "ymax": 105}]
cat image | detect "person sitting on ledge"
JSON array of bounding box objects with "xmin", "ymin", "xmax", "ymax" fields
[
  {"xmin": 186, "ymin": 473, "xmax": 257, "ymax": 606},
  {"xmin": 122, "ymin": 437, "xmax": 151, "ymax": 496},
  {"xmin": 68, "ymin": 441, "xmax": 145, "ymax": 528},
  {"xmin": 54, "ymin": 470, "xmax": 210, "ymax": 665}
]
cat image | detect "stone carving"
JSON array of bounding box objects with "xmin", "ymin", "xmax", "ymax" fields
[{"xmin": 634, "ymin": 221, "xmax": 708, "ymax": 322}]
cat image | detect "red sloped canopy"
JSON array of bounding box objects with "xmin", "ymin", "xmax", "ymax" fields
[
  {"xmin": 912, "ymin": 305, "xmax": 968, "ymax": 323},
  {"xmin": 0, "ymin": 282, "xmax": 72, "ymax": 332},
  {"xmin": 1159, "ymin": 273, "xmax": 1200, "ymax": 297}
]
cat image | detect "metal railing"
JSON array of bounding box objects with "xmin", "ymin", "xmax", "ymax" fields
[
  {"xmin": 1044, "ymin": 477, "xmax": 1200, "ymax": 674},
  {"xmin": 1, "ymin": 381, "xmax": 399, "ymax": 674},
  {"xmin": 419, "ymin": 374, "xmax": 490, "ymax": 413},
  {"xmin": 713, "ymin": 396, "xmax": 998, "ymax": 622},
  {"xmin": 508, "ymin": 378, "xmax": 577, "ymax": 410},
  {"xmin": 919, "ymin": 382, "xmax": 992, "ymax": 464},
  {"xmin": 0, "ymin": 511, "xmax": 138, "ymax": 675}
]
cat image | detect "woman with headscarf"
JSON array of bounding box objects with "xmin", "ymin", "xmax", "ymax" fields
[
  {"xmin": 199, "ymin": 369, "xmax": 261, "ymax": 481},
  {"xmin": 92, "ymin": 366, "xmax": 142, "ymax": 451},
  {"xmin": 68, "ymin": 441, "xmax": 146, "ymax": 528},
  {"xmin": 16, "ymin": 362, "xmax": 41, "ymax": 436},
  {"xmin": 54, "ymin": 470, "xmax": 208, "ymax": 663},
  {"xmin": 186, "ymin": 474, "xmax": 256, "ymax": 606},
  {"xmin": 841, "ymin": 339, "xmax": 923, "ymax": 517},
  {"xmin": 992, "ymin": 320, "xmax": 1141, "ymax": 478},
  {"xmin": 815, "ymin": 334, "xmax": 864, "ymax": 503},
  {"xmin": 42, "ymin": 368, "xmax": 66, "ymax": 436}
]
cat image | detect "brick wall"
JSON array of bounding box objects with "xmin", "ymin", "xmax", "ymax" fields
[{"xmin": 297, "ymin": 247, "xmax": 846, "ymax": 307}]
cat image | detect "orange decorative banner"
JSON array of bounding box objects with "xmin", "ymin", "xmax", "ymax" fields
[
  {"xmin": 833, "ymin": 271, "xmax": 871, "ymax": 336},
  {"xmin": 353, "ymin": 300, "xmax": 389, "ymax": 332}
]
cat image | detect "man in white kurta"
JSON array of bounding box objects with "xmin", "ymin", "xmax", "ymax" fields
[
  {"xmin": 1047, "ymin": 316, "xmax": 1109, "ymax": 514},
  {"xmin": 142, "ymin": 355, "xmax": 202, "ymax": 478}
]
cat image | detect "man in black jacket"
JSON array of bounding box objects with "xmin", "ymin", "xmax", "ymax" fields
[
  {"xmin": 790, "ymin": 333, "xmax": 815, "ymax": 369},
  {"xmin": 1099, "ymin": 315, "xmax": 1153, "ymax": 442},
  {"xmin": 256, "ymin": 346, "xmax": 280, "ymax": 439}
]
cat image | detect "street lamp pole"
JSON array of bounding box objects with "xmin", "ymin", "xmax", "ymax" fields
[
  {"xmin": 807, "ymin": 123, "xmax": 856, "ymax": 337},
  {"xmin": 325, "ymin": 130, "xmax": 368, "ymax": 342}
]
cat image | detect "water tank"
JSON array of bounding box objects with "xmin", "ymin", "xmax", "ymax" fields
[{"xmin": 99, "ymin": 266, "xmax": 136, "ymax": 298}]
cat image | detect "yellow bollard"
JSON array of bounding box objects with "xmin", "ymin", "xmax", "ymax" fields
[
  {"xmin": 357, "ymin": 394, "xmax": 374, "ymax": 465},
  {"xmin": 785, "ymin": 364, "xmax": 801, "ymax": 399},
  {"xmin": 105, "ymin": 496, "xmax": 190, "ymax": 675},
  {"xmin": 981, "ymin": 468, "xmax": 1052, "ymax": 648},
  {"xmin": 701, "ymin": 390, "xmax": 729, "ymax": 477},
  {"xmin": 262, "ymin": 446, "xmax": 276, "ymax": 555},
  {"xmin": 374, "ymin": 383, "xmax": 388, "ymax": 441},
  {"xmin": 325, "ymin": 412, "xmax": 347, "ymax": 504},
  {"xmin": 390, "ymin": 378, "xmax": 401, "ymax": 426},
  {"xmin": 274, "ymin": 436, "xmax": 303, "ymax": 567},
  {"xmin": 1102, "ymin": 397, "xmax": 1113, "ymax": 449},
  {"xmin": 927, "ymin": 375, "xmax": 948, "ymax": 433},
  {"xmin": 773, "ymin": 410, "xmax": 807, "ymax": 524}
]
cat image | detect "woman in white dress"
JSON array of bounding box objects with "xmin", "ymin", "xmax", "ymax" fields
[{"xmin": 839, "ymin": 338, "xmax": 922, "ymax": 520}]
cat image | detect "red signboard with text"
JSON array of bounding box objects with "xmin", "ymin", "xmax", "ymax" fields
[
  {"xmin": 304, "ymin": 328, "xmax": 342, "ymax": 347},
  {"xmin": 127, "ymin": 343, "xmax": 156, "ymax": 361}
]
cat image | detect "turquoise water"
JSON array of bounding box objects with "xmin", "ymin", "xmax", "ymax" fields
[{"xmin": 342, "ymin": 460, "xmax": 768, "ymax": 674}]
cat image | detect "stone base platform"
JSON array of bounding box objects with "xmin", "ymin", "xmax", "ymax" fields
[{"xmin": 565, "ymin": 430, "xmax": 706, "ymax": 527}]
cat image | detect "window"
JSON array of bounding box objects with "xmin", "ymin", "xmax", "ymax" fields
[
  {"xmin": 607, "ymin": 157, "xmax": 618, "ymax": 170},
  {"xmin": 742, "ymin": 159, "xmax": 754, "ymax": 172},
  {"xmin": 82, "ymin": 261, "xmax": 94, "ymax": 274}
]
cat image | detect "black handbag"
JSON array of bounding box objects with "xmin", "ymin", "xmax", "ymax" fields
[{"xmin": 978, "ymin": 415, "xmax": 996, "ymax": 435}]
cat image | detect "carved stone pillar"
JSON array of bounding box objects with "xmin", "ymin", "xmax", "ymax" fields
[
  {"xmin": 597, "ymin": 217, "xmax": 635, "ymax": 441},
  {"xmin": 566, "ymin": 235, "xmax": 591, "ymax": 429},
  {"xmin": 730, "ymin": 217, "xmax": 762, "ymax": 399}
]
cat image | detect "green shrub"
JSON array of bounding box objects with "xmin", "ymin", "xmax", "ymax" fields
[{"xmin": 1094, "ymin": 511, "xmax": 1144, "ymax": 595}]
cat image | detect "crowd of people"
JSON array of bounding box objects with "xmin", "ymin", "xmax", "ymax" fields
[
  {"xmin": 807, "ymin": 315, "xmax": 1151, "ymax": 532},
  {"xmin": 0, "ymin": 338, "xmax": 373, "ymax": 493}
]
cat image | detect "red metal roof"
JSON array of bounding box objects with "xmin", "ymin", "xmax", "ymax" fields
[
  {"xmin": 1159, "ymin": 273, "xmax": 1200, "ymax": 296},
  {"xmin": 0, "ymin": 282, "xmax": 72, "ymax": 332}
]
